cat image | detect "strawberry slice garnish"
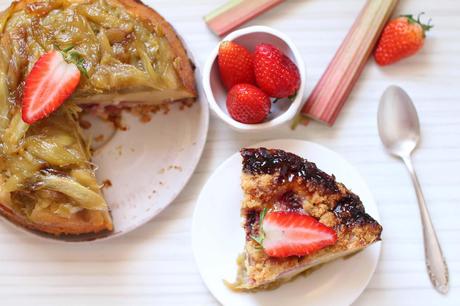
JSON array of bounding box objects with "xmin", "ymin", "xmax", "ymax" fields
[
  {"xmin": 253, "ymin": 210, "xmax": 337, "ymax": 258},
  {"xmin": 21, "ymin": 48, "xmax": 87, "ymax": 124}
]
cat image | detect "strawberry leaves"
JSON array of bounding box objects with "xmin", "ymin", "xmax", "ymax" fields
[
  {"xmin": 402, "ymin": 13, "xmax": 433, "ymax": 34},
  {"xmin": 60, "ymin": 46, "xmax": 88, "ymax": 77},
  {"xmin": 250, "ymin": 207, "xmax": 267, "ymax": 246}
]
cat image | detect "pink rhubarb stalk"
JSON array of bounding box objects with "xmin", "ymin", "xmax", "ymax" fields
[
  {"xmin": 205, "ymin": 0, "xmax": 285, "ymax": 37},
  {"xmin": 298, "ymin": 0, "xmax": 399, "ymax": 127}
]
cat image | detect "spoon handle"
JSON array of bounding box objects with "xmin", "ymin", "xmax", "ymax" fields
[{"xmin": 402, "ymin": 155, "xmax": 449, "ymax": 294}]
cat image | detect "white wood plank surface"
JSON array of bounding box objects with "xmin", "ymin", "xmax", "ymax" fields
[{"xmin": 0, "ymin": 0, "xmax": 459, "ymax": 305}]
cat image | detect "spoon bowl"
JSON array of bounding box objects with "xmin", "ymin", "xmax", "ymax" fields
[{"xmin": 377, "ymin": 85, "xmax": 420, "ymax": 157}]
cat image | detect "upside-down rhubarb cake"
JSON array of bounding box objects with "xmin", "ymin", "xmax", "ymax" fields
[{"xmin": 0, "ymin": 0, "xmax": 196, "ymax": 235}]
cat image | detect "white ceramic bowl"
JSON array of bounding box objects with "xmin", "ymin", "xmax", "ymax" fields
[{"xmin": 203, "ymin": 26, "xmax": 306, "ymax": 132}]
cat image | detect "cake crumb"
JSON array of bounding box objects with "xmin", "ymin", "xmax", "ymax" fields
[
  {"xmin": 167, "ymin": 165, "xmax": 182, "ymax": 171},
  {"xmin": 179, "ymin": 98, "xmax": 194, "ymax": 110},
  {"xmin": 81, "ymin": 98, "xmax": 197, "ymax": 131},
  {"xmin": 106, "ymin": 106, "xmax": 128, "ymax": 131},
  {"xmin": 115, "ymin": 145, "xmax": 123, "ymax": 156},
  {"xmin": 129, "ymin": 103, "xmax": 171, "ymax": 122},
  {"xmin": 102, "ymin": 179, "xmax": 112, "ymax": 189},
  {"xmin": 79, "ymin": 118, "xmax": 92, "ymax": 129},
  {"xmin": 94, "ymin": 134, "xmax": 104, "ymax": 142}
]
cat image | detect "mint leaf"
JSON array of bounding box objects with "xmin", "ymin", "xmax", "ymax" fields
[{"xmin": 250, "ymin": 208, "xmax": 268, "ymax": 247}]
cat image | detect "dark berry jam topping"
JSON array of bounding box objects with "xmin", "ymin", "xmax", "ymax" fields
[
  {"xmin": 241, "ymin": 148, "xmax": 339, "ymax": 192},
  {"xmin": 275, "ymin": 191, "xmax": 303, "ymax": 212},
  {"xmin": 333, "ymin": 194, "xmax": 378, "ymax": 227},
  {"xmin": 244, "ymin": 209, "xmax": 260, "ymax": 240}
]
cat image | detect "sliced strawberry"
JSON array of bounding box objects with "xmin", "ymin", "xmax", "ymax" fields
[
  {"xmin": 22, "ymin": 50, "xmax": 82, "ymax": 124},
  {"xmin": 257, "ymin": 211, "xmax": 337, "ymax": 258}
]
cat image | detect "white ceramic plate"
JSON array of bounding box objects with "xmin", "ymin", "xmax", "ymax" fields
[
  {"xmin": 88, "ymin": 85, "xmax": 208, "ymax": 240},
  {"xmin": 192, "ymin": 139, "xmax": 381, "ymax": 306}
]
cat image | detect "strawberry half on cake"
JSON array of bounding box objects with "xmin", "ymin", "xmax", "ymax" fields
[{"xmin": 228, "ymin": 148, "xmax": 382, "ymax": 290}]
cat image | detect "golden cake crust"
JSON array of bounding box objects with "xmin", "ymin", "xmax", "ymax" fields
[{"xmin": 0, "ymin": 200, "xmax": 112, "ymax": 235}]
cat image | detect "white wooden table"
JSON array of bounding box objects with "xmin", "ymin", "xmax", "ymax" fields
[{"xmin": 1, "ymin": 0, "xmax": 459, "ymax": 305}]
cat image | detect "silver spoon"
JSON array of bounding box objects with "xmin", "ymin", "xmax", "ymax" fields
[{"xmin": 377, "ymin": 85, "xmax": 449, "ymax": 294}]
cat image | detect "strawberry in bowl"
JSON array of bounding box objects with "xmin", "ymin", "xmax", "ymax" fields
[
  {"xmin": 226, "ymin": 84, "xmax": 271, "ymax": 124},
  {"xmin": 253, "ymin": 43, "xmax": 300, "ymax": 99},
  {"xmin": 217, "ymin": 41, "xmax": 300, "ymax": 124},
  {"xmin": 218, "ymin": 41, "xmax": 256, "ymax": 90},
  {"xmin": 203, "ymin": 26, "xmax": 306, "ymax": 131}
]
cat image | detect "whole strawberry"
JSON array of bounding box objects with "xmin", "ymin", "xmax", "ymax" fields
[
  {"xmin": 218, "ymin": 41, "xmax": 255, "ymax": 90},
  {"xmin": 254, "ymin": 43, "xmax": 300, "ymax": 98},
  {"xmin": 226, "ymin": 84, "xmax": 271, "ymax": 124},
  {"xmin": 374, "ymin": 14, "xmax": 433, "ymax": 66}
]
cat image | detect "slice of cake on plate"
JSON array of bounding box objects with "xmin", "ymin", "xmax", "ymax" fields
[
  {"xmin": 0, "ymin": 0, "xmax": 196, "ymax": 236},
  {"xmin": 229, "ymin": 148, "xmax": 382, "ymax": 290}
]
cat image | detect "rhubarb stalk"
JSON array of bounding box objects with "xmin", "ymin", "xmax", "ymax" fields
[
  {"xmin": 204, "ymin": 0, "xmax": 285, "ymax": 37},
  {"xmin": 297, "ymin": 0, "xmax": 399, "ymax": 127}
]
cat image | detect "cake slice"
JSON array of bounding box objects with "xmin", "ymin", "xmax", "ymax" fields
[
  {"xmin": 229, "ymin": 148, "xmax": 382, "ymax": 290},
  {"xmin": 0, "ymin": 0, "xmax": 196, "ymax": 236}
]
